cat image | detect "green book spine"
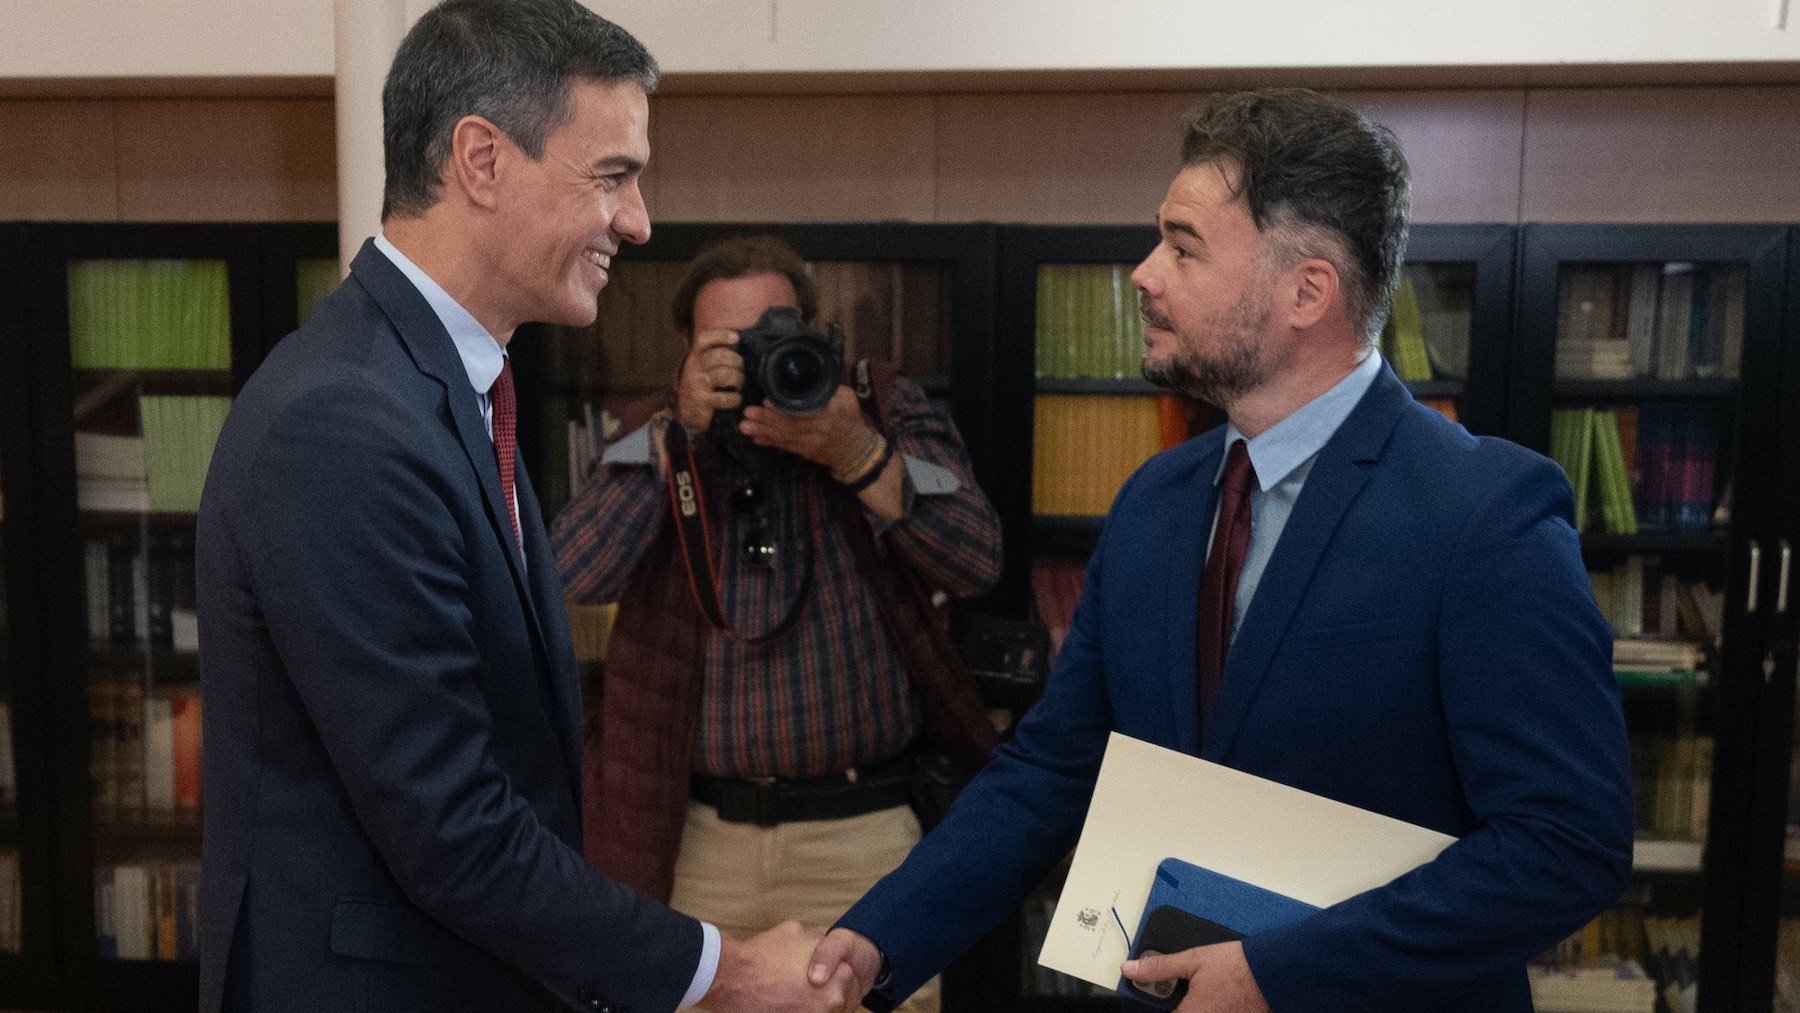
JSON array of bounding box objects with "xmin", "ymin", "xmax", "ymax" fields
[
  {"xmin": 1593, "ymin": 410, "xmax": 1638, "ymax": 536},
  {"xmin": 1573, "ymin": 407, "xmax": 1596, "ymax": 534},
  {"xmin": 1388, "ymin": 275, "xmax": 1432, "ymax": 382}
]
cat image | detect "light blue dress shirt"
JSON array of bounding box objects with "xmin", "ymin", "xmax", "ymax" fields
[
  {"xmin": 371, "ymin": 235, "xmax": 536, "ymax": 573},
  {"xmin": 371, "ymin": 234, "xmax": 721, "ymax": 1006},
  {"xmin": 1210, "ymin": 351, "xmax": 1384, "ymax": 641}
]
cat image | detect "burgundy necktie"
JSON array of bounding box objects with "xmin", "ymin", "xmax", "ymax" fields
[
  {"xmin": 489, "ymin": 357, "xmax": 523, "ymax": 556},
  {"xmin": 1197, "ymin": 439, "xmax": 1255, "ymax": 728}
]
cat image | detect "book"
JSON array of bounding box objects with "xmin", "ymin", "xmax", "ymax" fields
[
  {"xmin": 89, "ymin": 681, "xmax": 119, "ymax": 818},
  {"xmin": 95, "ymin": 868, "xmax": 117, "ymax": 959},
  {"xmin": 170, "ymin": 692, "xmax": 202, "ymax": 812},
  {"xmin": 1592, "ymin": 411, "xmax": 1638, "ymax": 535},
  {"xmin": 1382, "ymin": 275, "xmax": 1432, "ymax": 382},
  {"xmin": 1031, "ymin": 560, "xmax": 1087, "ymax": 656},
  {"xmin": 67, "ymin": 259, "xmax": 231, "ymax": 371},
  {"xmin": 1550, "ymin": 408, "xmax": 1597, "ymax": 532},
  {"xmin": 1528, "ymin": 963, "xmax": 1656, "ymax": 1013},
  {"xmin": 1033, "ymin": 395, "xmax": 1163, "ymax": 517},
  {"xmin": 144, "ymin": 697, "xmax": 176, "ymax": 814},
  {"xmin": 112, "ymin": 864, "xmax": 152, "ymax": 960},
  {"xmin": 140, "ymin": 396, "xmax": 231, "ymax": 514},
  {"xmin": 0, "ymin": 703, "xmax": 14, "ymax": 806},
  {"xmin": 0, "ymin": 848, "xmax": 19, "ymax": 953}
]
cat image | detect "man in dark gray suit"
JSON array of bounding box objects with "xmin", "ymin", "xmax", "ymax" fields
[{"xmin": 197, "ymin": 2, "xmax": 856, "ymax": 1011}]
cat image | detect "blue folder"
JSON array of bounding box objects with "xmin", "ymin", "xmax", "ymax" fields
[{"xmin": 1117, "ymin": 857, "xmax": 1322, "ymax": 1006}]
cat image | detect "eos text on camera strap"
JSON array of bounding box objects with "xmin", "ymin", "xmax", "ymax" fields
[{"xmin": 662, "ymin": 419, "xmax": 816, "ymax": 645}]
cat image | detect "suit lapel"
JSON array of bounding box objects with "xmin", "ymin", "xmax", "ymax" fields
[
  {"xmin": 347, "ymin": 241, "xmax": 553, "ymax": 668},
  {"xmin": 1161, "ymin": 434, "xmax": 1223, "ymax": 756},
  {"xmin": 515, "ymin": 459, "xmax": 584, "ymax": 789},
  {"xmin": 1202, "ymin": 367, "xmax": 1412, "ymax": 761}
]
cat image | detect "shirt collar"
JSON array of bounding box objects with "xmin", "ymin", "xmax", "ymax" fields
[
  {"xmin": 373, "ymin": 232, "xmax": 506, "ymax": 397},
  {"xmin": 1217, "ymin": 351, "xmax": 1384, "ymax": 492}
]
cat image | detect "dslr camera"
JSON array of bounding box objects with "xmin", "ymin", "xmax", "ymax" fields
[{"xmin": 718, "ymin": 306, "xmax": 844, "ymax": 433}]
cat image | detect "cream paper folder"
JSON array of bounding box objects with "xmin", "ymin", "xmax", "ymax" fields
[{"xmin": 1038, "ymin": 732, "xmax": 1456, "ymax": 989}]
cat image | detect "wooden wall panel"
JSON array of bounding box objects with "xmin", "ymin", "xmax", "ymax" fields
[
  {"xmin": 6, "ymin": 86, "xmax": 1800, "ymax": 228},
  {"xmin": 934, "ymin": 91, "xmax": 1198, "ymax": 224},
  {"xmin": 646, "ymin": 94, "xmax": 937, "ymax": 222},
  {"xmin": 1351, "ymin": 89, "xmax": 1526, "ymax": 224},
  {"xmin": 0, "ymin": 100, "xmax": 119, "ymax": 220},
  {"xmin": 114, "ymin": 99, "xmax": 336, "ymax": 222},
  {"xmin": 1521, "ymin": 85, "xmax": 1800, "ymax": 222}
]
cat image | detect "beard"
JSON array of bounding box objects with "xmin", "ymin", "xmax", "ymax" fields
[{"xmin": 1138, "ymin": 288, "xmax": 1275, "ymax": 407}]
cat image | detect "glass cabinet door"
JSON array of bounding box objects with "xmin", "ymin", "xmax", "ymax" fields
[
  {"xmin": 1, "ymin": 416, "xmax": 19, "ymax": 957},
  {"xmin": 67, "ymin": 258, "xmax": 221, "ymax": 965},
  {"xmin": 1514, "ymin": 226, "xmax": 1793, "ymax": 1013}
]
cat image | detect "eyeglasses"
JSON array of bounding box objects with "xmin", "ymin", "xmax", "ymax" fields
[{"xmin": 732, "ymin": 476, "xmax": 777, "ymax": 568}]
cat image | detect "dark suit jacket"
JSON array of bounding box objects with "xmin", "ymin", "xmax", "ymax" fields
[
  {"xmin": 839, "ymin": 367, "xmax": 1634, "ymax": 1012},
  {"xmin": 197, "ymin": 240, "xmax": 700, "ymax": 1013}
]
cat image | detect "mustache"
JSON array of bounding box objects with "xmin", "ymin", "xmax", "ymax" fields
[{"xmin": 1138, "ymin": 294, "xmax": 1172, "ymax": 331}]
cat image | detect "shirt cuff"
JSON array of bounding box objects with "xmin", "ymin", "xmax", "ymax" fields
[{"xmin": 680, "ymin": 921, "xmax": 722, "ymax": 1009}]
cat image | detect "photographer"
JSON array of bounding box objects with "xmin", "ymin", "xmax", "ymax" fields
[{"xmin": 552, "ymin": 236, "xmax": 1001, "ymax": 1013}]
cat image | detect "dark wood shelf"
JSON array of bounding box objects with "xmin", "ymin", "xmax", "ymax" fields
[
  {"xmin": 92, "ymin": 815, "xmax": 202, "ymax": 860},
  {"xmin": 1580, "ymin": 529, "xmax": 1727, "ymax": 555},
  {"xmin": 1018, "ymin": 994, "xmax": 1118, "ymax": 1012},
  {"xmin": 87, "ymin": 646, "xmax": 199, "ymax": 683},
  {"xmin": 79, "ymin": 511, "xmax": 198, "ymax": 534},
  {"xmin": 73, "ymin": 368, "xmax": 233, "ymax": 394},
  {"xmin": 92, "ymin": 957, "xmax": 199, "ymax": 1013},
  {"xmin": 1553, "ymin": 377, "xmax": 1739, "ymax": 401},
  {"xmin": 1032, "ymin": 516, "xmax": 1104, "ymax": 564},
  {"xmin": 1404, "ymin": 380, "xmax": 1465, "ymax": 399},
  {"xmin": 1035, "ymin": 377, "xmax": 1160, "ymax": 396},
  {"xmin": 1034, "ymin": 514, "xmax": 1105, "ymax": 531}
]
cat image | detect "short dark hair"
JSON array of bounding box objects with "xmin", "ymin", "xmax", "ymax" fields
[
  {"xmin": 670, "ymin": 236, "xmax": 819, "ymax": 338},
  {"xmin": 381, "ymin": 0, "xmax": 658, "ymax": 220},
  {"xmin": 1180, "ymin": 89, "xmax": 1411, "ymax": 342}
]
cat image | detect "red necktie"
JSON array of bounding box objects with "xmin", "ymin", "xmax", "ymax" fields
[
  {"xmin": 489, "ymin": 357, "xmax": 522, "ymax": 556},
  {"xmin": 1197, "ymin": 439, "xmax": 1255, "ymax": 728}
]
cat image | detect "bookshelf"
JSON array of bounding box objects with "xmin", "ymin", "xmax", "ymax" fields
[
  {"xmin": 1513, "ymin": 224, "xmax": 1793, "ymax": 1013},
  {"xmin": 2, "ymin": 218, "xmax": 1800, "ymax": 1013},
  {"xmin": 0, "ymin": 222, "xmax": 334, "ymax": 1013}
]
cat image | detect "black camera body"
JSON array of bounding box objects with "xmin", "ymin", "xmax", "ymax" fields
[{"xmin": 728, "ymin": 306, "xmax": 844, "ymax": 422}]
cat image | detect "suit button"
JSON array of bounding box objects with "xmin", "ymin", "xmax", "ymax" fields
[{"xmin": 576, "ymin": 985, "xmax": 615, "ymax": 1011}]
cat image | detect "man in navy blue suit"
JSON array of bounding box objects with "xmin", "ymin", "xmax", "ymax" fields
[
  {"xmin": 197, "ymin": 2, "xmax": 856, "ymax": 1011},
  {"xmin": 809, "ymin": 89, "xmax": 1634, "ymax": 1011}
]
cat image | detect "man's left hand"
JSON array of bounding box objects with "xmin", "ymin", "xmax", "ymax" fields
[
  {"xmin": 1119, "ymin": 941, "xmax": 1270, "ymax": 1013},
  {"xmin": 739, "ymin": 385, "xmax": 875, "ymax": 474}
]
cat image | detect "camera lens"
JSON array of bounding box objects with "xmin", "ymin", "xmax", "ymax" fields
[
  {"xmin": 774, "ymin": 347, "xmax": 823, "ymax": 393},
  {"xmin": 762, "ymin": 340, "xmax": 836, "ymax": 414}
]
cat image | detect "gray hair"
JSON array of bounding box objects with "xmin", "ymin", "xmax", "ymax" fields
[{"xmin": 381, "ymin": 0, "xmax": 658, "ymax": 220}]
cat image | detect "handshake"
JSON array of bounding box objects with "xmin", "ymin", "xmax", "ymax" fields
[{"xmin": 700, "ymin": 923, "xmax": 884, "ymax": 1013}]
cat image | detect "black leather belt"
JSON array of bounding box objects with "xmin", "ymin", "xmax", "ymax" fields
[{"xmin": 692, "ymin": 752, "xmax": 912, "ymax": 827}]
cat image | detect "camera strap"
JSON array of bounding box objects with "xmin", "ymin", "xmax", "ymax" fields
[{"xmin": 663, "ymin": 420, "xmax": 816, "ymax": 645}]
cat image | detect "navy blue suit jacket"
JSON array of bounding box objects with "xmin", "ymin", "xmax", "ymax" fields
[
  {"xmin": 839, "ymin": 367, "xmax": 1634, "ymax": 1011},
  {"xmin": 197, "ymin": 241, "xmax": 700, "ymax": 1013}
]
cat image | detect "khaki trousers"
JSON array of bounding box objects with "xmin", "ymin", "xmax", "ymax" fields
[{"xmin": 671, "ymin": 800, "xmax": 942, "ymax": 1013}]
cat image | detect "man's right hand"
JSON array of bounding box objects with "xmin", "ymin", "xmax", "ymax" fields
[
  {"xmin": 702, "ymin": 921, "xmax": 858, "ymax": 1013},
  {"xmin": 675, "ymin": 327, "xmax": 744, "ymax": 433},
  {"xmin": 806, "ymin": 928, "xmax": 884, "ymax": 1006}
]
